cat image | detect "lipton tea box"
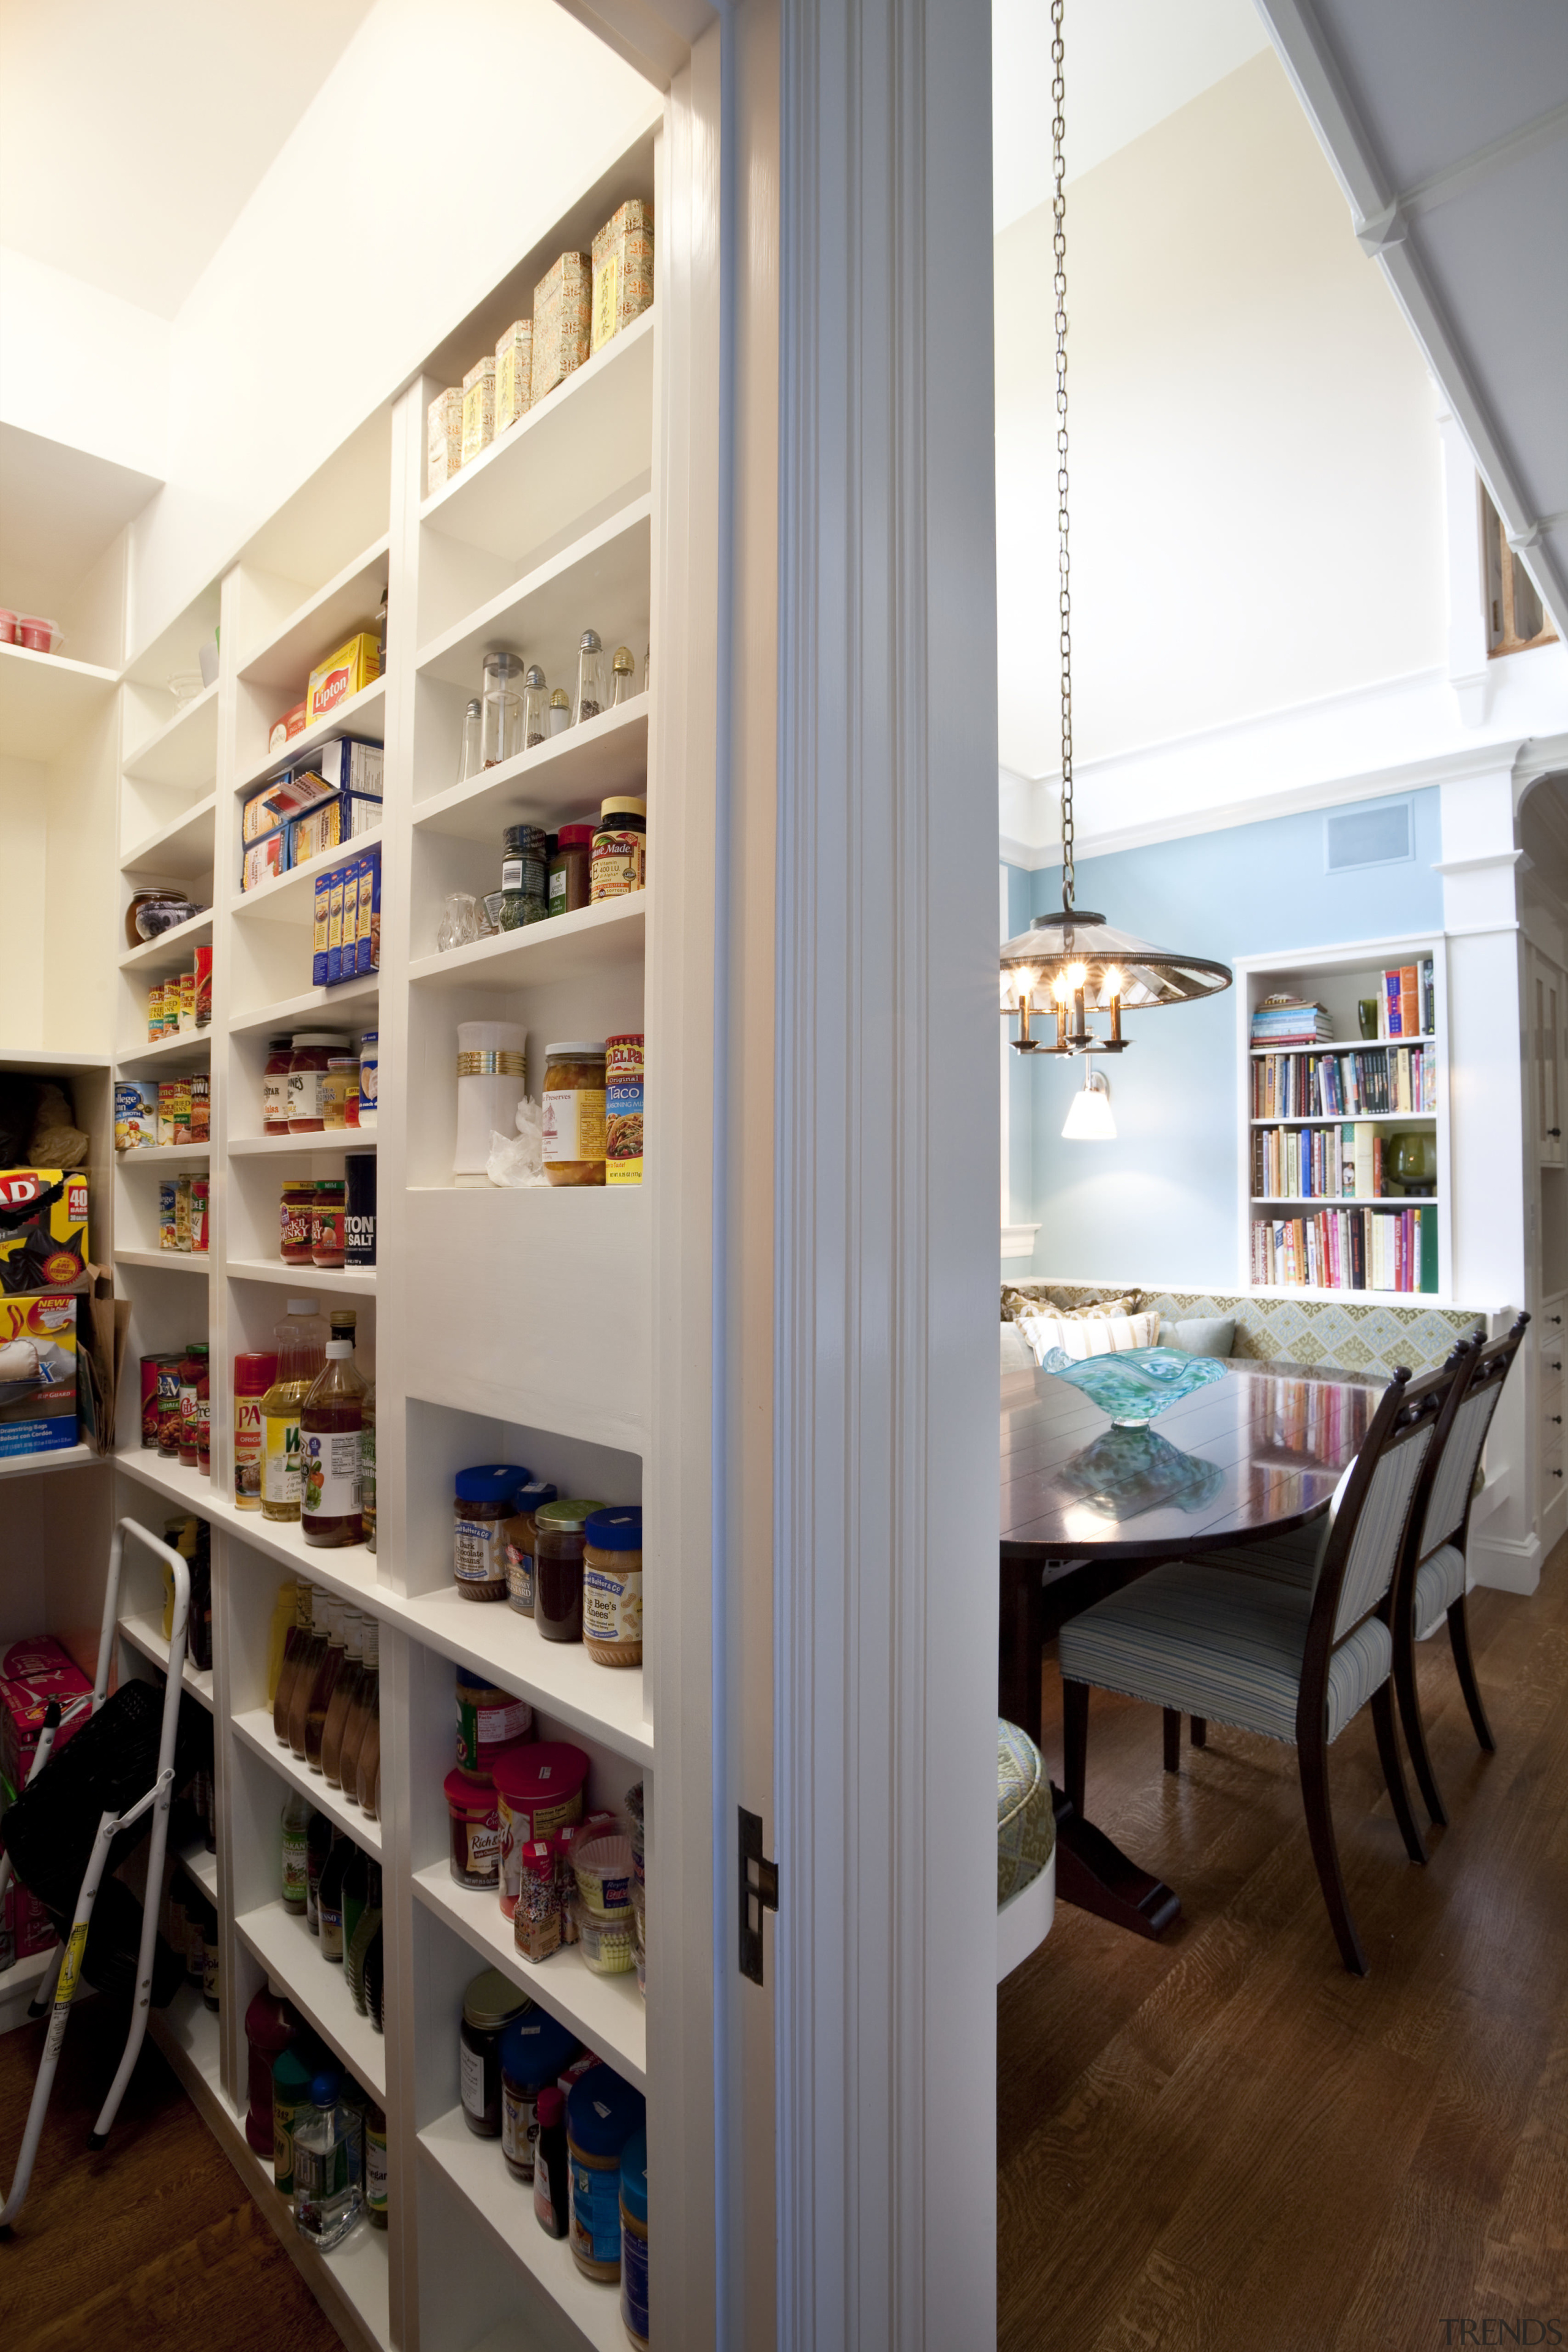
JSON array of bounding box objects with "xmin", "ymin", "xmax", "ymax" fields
[{"xmin": 306, "ymin": 631, "xmax": 380, "ymax": 726}]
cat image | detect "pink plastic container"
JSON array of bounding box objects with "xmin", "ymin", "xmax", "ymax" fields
[
  {"xmin": 0, "ymin": 611, "xmax": 16, "ymax": 645},
  {"xmin": 17, "ymin": 616, "xmax": 61, "ymax": 654}
]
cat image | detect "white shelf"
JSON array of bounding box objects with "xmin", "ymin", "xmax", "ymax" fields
[
  {"xmin": 231, "ymin": 829, "xmax": 385, "ymax": 921},
  {"xmin": 115, "ymin": 1247, "xmax": 213, "ymax": 1273},
  {"xmin": 228, "ymin": 1257, "xmax": 378, "ymax": 1294},
  {"xmin": 229, "ymin": 978, "xmax": 380, "ymax": 1035},
  {"xmin": 116, "ymin": 1446, "xmax": 215, "ymax": 1518},
  {"xmin": 1250, "ymin": 1196, "xmax": 1441, "ymax": 1207},
  {"xmin": 230, "ymin": 1129, "xmax": 379, "ymax": 1158},
  {"xmin": 0, "ymin": 1442, "xmax": 100, "ymax": 1479},
  {"xmin": 124, "ymin": 680, "xmax": 220, "ymax": 790},
  {"xmin": 114, "ymin": 1141, "xmax": 212, "ymax": 1166},
  {"xmin": 235, "ymin": 677, "xmax": 386, "ymax": 799},
  {"xmin": 412, "ymin": 1863, "xmax": 646, "ymax": 2089},
  {"xmin": 1245, "ymin": 1283, "xmax": 1454, "ymax": 1306},
  {"xmin": 417, "ymin": 2108, "xmax": 628, "ymax": 2352},
  {"xmin": 177, "ymin": 1840, "xmax": 219, "ymax": 1899},
  {"xmin": 121, "ymin": 792, "xmax": 218, "ymax": 883},
  {"xmin": 413, "ymin": 698, "xmax": 649, "ymax": 842},
  {"xmin": 395, "ymin": 1581, "xmax": 652, "ymax": 1768},
  {"xmin": 409, "ymin": 894, "xmax": 646, "ymax": 993},
  {"xmin": 1248, "ymin": 1033, "xmax": 1437, "ymax": 1056},
  {"xmin": 0, "ymin": 639, "xmax": 119, "ymax": 760},
  {"xmin": 114, "ymin": 1027, "xmax": 213, "ymax": 1069},
  {"xmin": 119, "ymin": 910, "xmax": 214, "ymax": 973},
  {"xmin": 232, "ymin": 1706, "xmax": 383, "ymax": 1855},
  {"xmin": 118, "ymin": 1611, "xmax": 215, "ymax": 1711},
  {"xmin": 0, "ymin": 1046, "xmax": 110, "ymax": 1072},
  {"xmin": 1249, "ymin": 1111, "xmax": 1435, "ymax": 1126},
  {"xmin": 239, "ymin": 535, "xmax": 390, "ymax": 690},
  {"xmin": 415, "ymin": 497, "xmax": 652, "ymax": 697},
  {"xmin": 236, "ymin": 1899, "xmax": 386, "ymax": 2100},
  {"xmin": 118, "ymin": 1452, "xmax": 385, "ymax": 1614}
]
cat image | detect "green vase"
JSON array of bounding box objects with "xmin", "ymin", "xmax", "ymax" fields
[{"xmin": 1387, "ymin": 1131, "xmax": 1436, "ymax": 1193}]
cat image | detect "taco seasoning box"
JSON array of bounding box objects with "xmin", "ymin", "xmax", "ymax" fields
[
  {"xmin": 190, "ymin": 1174, "xmax": 210, "ymax": 1255},
  {"xmin": 567, "ymin": 2065, "xmax": 646, "ymax": 2282},
  {"xmin": 582, "ymin": 1507, "xmax": 643, "ymax": 1668},
  {"xmin": 590, "ymin": 797, "xmax": 647, "ymax": 902},
  {"xmin": 459, "ymin": 1968, "xmax": 530, "ymax": 2138},
  {"xmin": 541, "ymin": 1045, "xmax": 606, "ymax": 1187},
  {"xmin": 234, "ymin": 1352, "xmax": 278, "ymax": 1509},
  {"xmin": 190, "ymin": 1072, "xmax": 211, "ymax": 1144},
  {"xmin": 504, "ymin": 1478, "xmax": 559, "ymax": 1616},
  {"xmin": 454, "ymin": 1464, "xmax": 530, "ymax": 1603},
  {"xmin": 605, "ymin": 1033, "xmax": 644, "ymax": 1188}
]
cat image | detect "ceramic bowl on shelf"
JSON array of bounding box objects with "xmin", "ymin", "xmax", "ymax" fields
[
  {"xmin": 1038, "ymin": 1344, "xmax": 1228, "ymax": 1427},
  {"xmin": 133, "ymin": 894, "xmax": 205, "ymax": 940}
]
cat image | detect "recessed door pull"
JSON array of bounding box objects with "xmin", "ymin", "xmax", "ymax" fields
[{"xmin": 738, "ymin": 1809, "xmax": 778, "ymax": 1986}]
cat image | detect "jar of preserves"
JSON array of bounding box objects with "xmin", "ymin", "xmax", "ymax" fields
[
  {"xmin": 287, "ymin": 1033, "xmax": 352, "ymax": 1133},
  {"xmin": 280, "ymin": 1180, "xmax": 317, "ymax": 1265},
  {"xmin": 311, "ymin": 1180, "xmax": 347, "ymax": 1268},
  {"xmin": 547, "ymin": 824, "xmax": 595, "ymax": 918},
  {"xmin": 263, "ymin": 1036, "xmax": 296, "ymax": 1134},
  {"xmin": 454, "ymin": 1664, "xmax": 533, "ymax": 1778},
  {"xmin": 504, "ymin": 1477, "xmax": 559, "ymax": 1615},
  {"xmin": 454, "ymin": 1463, "xmax": 530, "ymax": 1602},
  {"xmin": 534, "ymin": 1498, "xmax": 605, "ymax": 1643},
  {"xmin": 459, "ymin": 1969, "xmax": 531, "ymax": 2138},
  {"xmin": 445, "ymin": 1769, "xmax": 503, "ymax": 1890},
  {"xmin": 590, "ymin": 797, "xmax": 647, "ymax": 902},
  {"xmin": 541, "ymin": 1044, "xmax": 606, "ymax": 1187},
  {"xmin": 581, "ymin": 1507, "xmax": 643, "ymax": 1668}
]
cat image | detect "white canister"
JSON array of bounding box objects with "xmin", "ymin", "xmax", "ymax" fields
[
  {"xmin": 454, "ymin": 1021, "xmax": 526, "ymax": 1185},
  {"xmin": 358, "ymin": 1031, "xmax": 379, "ymax": 1129}
]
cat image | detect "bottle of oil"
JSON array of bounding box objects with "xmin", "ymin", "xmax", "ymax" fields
[
  {"xmin": 301, "ymin": 1310, "xmax": 367, "ymax": 1549},
  {"xmin": 261, "ymin": 1300, "xmax": 328, "ymax": 1523},
  {"xmin": 361, "ymin": 1379, "xmax": 377, "ymax": 1553}
]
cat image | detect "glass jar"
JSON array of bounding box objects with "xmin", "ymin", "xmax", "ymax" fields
[
  {"xmin": 482, "ymin": 651, "xmax": 526, "ymax": 769},
  {"xmin": 264, "ymin": 1037, "xmax": 296, "ymax": 1135},
  {"xmin": 357, "ymin": 1031, "xmax": 379, "ymax": 1129},
  {"xmin": 582, "ymin": 1506, "xmax": 643, "ymax": 1668},
  {"xmin": 454, "ymin": 1463, "xmax": 530, "ymax": 1602},
  {"xmin": 548, "ymin": 686, "xmax": 571, "ymax": 737},
  {"xmin": 541, "ymin": 1045, "xmax": 606, "ymax": 1187},
  {"xmin": 500, "ymin": 824, "xmax": 549, "ymax": 928},
  {"xmin": 455, "ymin": 1664, "xmax": 533, "ymax": 1778},
  {"xmin": 590, "ymin": 797, "xmax": 647, "ymax": 902},
  {"xmin": 504, "ymin": 1478, "xmax": 559, "ymax": 1615},
  {"xmin": 322, "ymin": 1059, "xmax": 356, "ymax": 1129},
  {"xmin": 459, "ymin": 1969, "xmax": 531, "ymax": 2138},
  {"xmin": 288, "ymin": 1033, "xmax": 352, "ymax": 1133},
  {"xmin": 458, "ymin": 698, "xmax": 483, "ymax": 782},
  {"xmin": 281, "ymin": 1180, "xmax": 317, "ymax": 1265},
  {"xmin": 522, "ymin": 665, "xmax": 549, "ymax": 750},
  {"xmin": 548, "ymin": 824, "xmax": 595, "ymax": 918},
  {"xmin": 611, "ymin": 645, "xmax": 637, "ymax": 706},
  {"xmin": 445, "ymin": 1768, "xmax": 503, "ymax": 1890},
  {"xmin": 574, "ymin": 629, "xmax": 607, "ymax": 725},
  {"xmin": 534, "ymin": 1499, "xmax": 605, "ymax": 1643},
  {"xmin": 312, "ymin": 1180, "xmax": 347, "ymax": 1268}
]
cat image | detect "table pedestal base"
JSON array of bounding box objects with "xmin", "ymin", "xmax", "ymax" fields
[{"xmin": 1051, "ymin": 1784, "xmax": 1182, "ymax": 1940}]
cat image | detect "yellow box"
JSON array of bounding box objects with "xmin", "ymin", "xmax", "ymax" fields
[
  {"xmin": 591, "ymin": 199, "xmax": 654, "ymax": 355},
  {"xmin": 0, "ymin": 1172, "xmax": 90, "ymax": 1295},
  {"xmin": 0, "ymin": 1293, "xmax": 78, "ymax": 1458},
  {"xmin": 461, "ymin": 355, "xmax": 496, "ymax": 467},
  {"xmin": 306, "ymin": 631, "xmax": 380, "ymax": 726},
  {"xmin": 428, "ymin": 387, "xmax": 463, "ymax": 491},
  {"xmin": 496, "ymin": 320, "xmax": 533, "ymax": 434}
]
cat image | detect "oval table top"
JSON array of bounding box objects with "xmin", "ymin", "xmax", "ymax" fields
[{"xmin": 1001, "ymin": 1355, "xmax": 1382, "ymax": 1562}]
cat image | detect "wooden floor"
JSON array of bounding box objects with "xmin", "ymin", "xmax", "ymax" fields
[
  {"xmin": 0, "ymin": 1998, "xmax": 338, "ymax": 2352},
  {"xmin": 1000, "ymin": 1542, "xmax": 1568, "ymax": 2351}
]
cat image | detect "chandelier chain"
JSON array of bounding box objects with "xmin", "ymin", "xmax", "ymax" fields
[{"xmin": 1051, "ymin": 0, "xmax": 1073, "ymax": 913}]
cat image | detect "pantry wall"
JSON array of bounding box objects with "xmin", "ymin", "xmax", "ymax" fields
[{"xmin": 1, "ymin": 72, "xmax": 731, "ymax": 2352}]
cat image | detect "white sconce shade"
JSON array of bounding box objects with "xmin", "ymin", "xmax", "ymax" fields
[{"xmin": 1061, "ymin": 1067, "xmax": 1115, "ymax": 1141}]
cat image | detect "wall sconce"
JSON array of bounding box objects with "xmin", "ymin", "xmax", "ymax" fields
[{"xmin": 1061, "ymin": 1064, "xmax": 1115, "ymax": 1141}]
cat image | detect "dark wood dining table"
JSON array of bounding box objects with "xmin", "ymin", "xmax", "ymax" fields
[{"xmin": 999, "ymin": 1354, "xmax": 1381, "ymax": 1939}]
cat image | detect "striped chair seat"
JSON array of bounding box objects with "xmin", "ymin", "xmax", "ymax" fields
[
  {"xmin": 1414, "ymin": 1542, "xmax": 1465, "ymax": 1640},
  {"xmin": 1058, "ymin": 1560, "xmax": 1393, "ymax": 1746},
  {"xmin": 1204, "ymin": 1519, "xmax": 1326, "ymax": 1591}
]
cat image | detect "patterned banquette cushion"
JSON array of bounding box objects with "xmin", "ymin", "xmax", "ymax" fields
[{"xmin": 998, "ymin": 1717, "xmax": 1055, "ymax": 1905}]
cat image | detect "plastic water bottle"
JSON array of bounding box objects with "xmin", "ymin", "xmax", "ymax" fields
[{"xmin": 293, "ymin": 2070, "xmax": 362, "ymax": 2248}]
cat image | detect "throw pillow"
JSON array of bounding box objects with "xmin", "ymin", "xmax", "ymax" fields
[
  {"xmin": 1157, "ymin": 1316, "xmax": 1236, "ymax": 1359},
  {"xmin": 1020, "ymin": 1310, "xmax": 1160, "ymax": 1365}
]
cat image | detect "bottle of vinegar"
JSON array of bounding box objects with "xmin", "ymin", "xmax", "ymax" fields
[
  {"xmin": 301, "ymin": 1310, "xmax": 368, "ymax": 1549},
  {"xmin": 261, "ymin": 1300, "xmax": 328, "ymax": 1523}
]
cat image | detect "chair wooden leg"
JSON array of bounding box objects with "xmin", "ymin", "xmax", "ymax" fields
[
  {"xmin": 1371, "ymin": 1681, "xmax": 1427, "ymax": 1863},
  {"xmin": 1446, "ymin": 1594, "xmax": 1497, "ymax": 1752},
  {"xmin": 1063, "ymin": 1678, "xmax": 1090, "ymax": 1819},
  {"xmin": 1393, "ymin": 1612, "xmax": 1448, "ymax": 1829},
  {"xmin": 1162, "ymin": 1708, "xmax": 1180, "ymax": 1773},
  {"xmin": 1296, "ymin": 1725, "xmax": 1366, "ymax": 1975},
  {"xmin": 1190, "ymin": 1717, "xmax": 1207, "ymax": 1749}
]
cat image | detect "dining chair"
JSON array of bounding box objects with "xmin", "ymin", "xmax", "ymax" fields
[
  {"xmin": 1058, "ymin": 1365, "xmax": 1447, "ymax": 1975},
  {"xmin": 1393, "ymin": 1311, "xmax": 1529, "ymax": 1827}
]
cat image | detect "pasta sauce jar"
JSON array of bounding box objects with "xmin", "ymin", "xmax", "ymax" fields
[{"xmin": 541, "ymin": 1044, "xmax": 606, "ymax": 1186}]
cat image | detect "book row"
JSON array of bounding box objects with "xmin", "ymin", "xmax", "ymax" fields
[
  {"xmin": 1251, "ymin": 1043, "xmax": 1437, "ymax": 1120},
  {"xmin": 1249, "ymin": 1205, "xmax": 1439, "ymax": 1294}
]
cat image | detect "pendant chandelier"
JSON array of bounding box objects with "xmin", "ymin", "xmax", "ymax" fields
[{"xmin": 1001, "ymin": 0, "xmax": 1230, "ymax": 1058}]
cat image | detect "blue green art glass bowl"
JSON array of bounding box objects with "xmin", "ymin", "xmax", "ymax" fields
[{"xmin": 1038, "ymin": 1344, "xmax": 1228, "ymax": 1427}]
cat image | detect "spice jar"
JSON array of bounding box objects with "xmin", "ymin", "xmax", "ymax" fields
[
  {"xmin": 445, "ymin": 1769, "xmax": 504, "ymax": 1890},
  {"xmin": 459, "ymin": 1968, "xmax": 531, "ymax": 2138},
  {"xmin": 500, "ymin": 824, "xmax": 549, "ymax": 928},
  {"xmin": 311, "ymin": 1180, "xmax": 347, "ymax": 1268},
  {"xmin": 534, "ymin": 1499, "xmax": 605, "ymax": 1642},
  {"xmin": 611, "ymin": 645, "xmax": 637, "ymax": 706},
  {"xmin": 547, "ymin": 824, "xmax": 595, "ymax": 918},
  {"xmin": 582, "ymin": 1507, "xmax": 643, "ymax": 1668},
  {"xmin": 500, "ymin": 2008, "xmax": 583, "ymax": 2182},
  {"xmin": 590, "ymin": 797, "xmax": 647, "ymax": 902},
  {"xmin": 287, "ymin": 1033, "xmax": 352, "ymax": 1132},
  {"xmin": 503, "ymin": 1477, "xmax": 558, "ymax": 1616},
  {"xmin": 281, "ymin": 1181, "xmax": 317, "ymax": 1265},
  {"xmin": 566, "ymin": 2065, "xmax": 646, "ymax": 2282},
  {"xmin": 454, "ymin": 1463, "xmax": 530, "ymax": 1602},
  {"xmin": 574, "ymin": 628, "xmax": 607, "ymax": 725},
  {"xmin": 494, "ymin": 1741, "xmax": 590, "ymax": 1918},
  {"xmin": 548, "ymin": 686, "xmax": 572, "ymax": 737},
  {"xmin": 322, "ymin": 1059, "xmax": 357, "ymax": 1129},
  {"xmin": 515, "ymin": 1839, "xmax": 561, "ymax": 1962},
  {"xmin": 541, "ymin": 1046, "xmax": 606, "ymax": 1187},
  {"xmin": 455, "ymin": 1664, "xmax": 533, "ymax": 1778},
  {"xmin": 522, "ymin": 664, "xmax": 549, "ymax": 750},
  {"xmin": 263, "ymin": 1037, "xmax": 295, "ymax": 1134}
]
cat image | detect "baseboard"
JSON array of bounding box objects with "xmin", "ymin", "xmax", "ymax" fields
[{"xmin": 1469, "ymin": 1528, "xmax": 1543, "ymax": 1595}]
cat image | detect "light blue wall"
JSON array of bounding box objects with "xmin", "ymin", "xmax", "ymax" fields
[{"xmin": 1008, "ymin": 788, "xmax": 1444, "ymax": 1285}]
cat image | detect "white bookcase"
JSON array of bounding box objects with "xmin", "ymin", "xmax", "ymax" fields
[
  {"xmin": 1235, "ymin": 935, "xmax": 1453, "ymax": 1305},
  {"xmin": 10, "ymin": 99, "xmax": 720, "ymax": 2352}
]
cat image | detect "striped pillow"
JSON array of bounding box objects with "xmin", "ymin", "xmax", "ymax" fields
[{"xmin": 1019, "ymin": 1310, "xmax": 1161, "ymax": 1364}]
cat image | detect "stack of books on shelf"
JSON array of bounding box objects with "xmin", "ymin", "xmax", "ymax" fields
[
  {"xmin": 1252, "ymin": 1123, "xmax": 1423, "ymax": 1200},
  {"xmin": 1250, "ymin": 995, "xmax": 1333, "ymax": 1047},
  {"xmin": 1381, "ymin": 956, "xmax": 1436, "ymax": 1039},
  {"xmin": 1250, "ymin": 1204, "xmax": 1437, "ymax": 1294},
  {"xmin": 1252, "ymin": 1044, "xmax": 1436, "ymax": 1118}
]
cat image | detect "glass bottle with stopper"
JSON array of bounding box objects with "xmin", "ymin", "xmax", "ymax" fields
[
  {"xmin": 522, "ymin": 665, "xmax": 548, "ymax": 749},
  {"xmin": 575, "ymin": 629, "xmax": 607, "ymax": 725},
  {"xmin": 611, "ymin": 646, "xmax": 636, "ymax": 706}
]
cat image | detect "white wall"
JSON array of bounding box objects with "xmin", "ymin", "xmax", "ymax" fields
[
  {"xmin": 995, "ymin": 49, "xmax": 1447, "ymax": 795},
  {"xmin": 0, "ymin": 251, "xmax": 170, "ymax": 479}
]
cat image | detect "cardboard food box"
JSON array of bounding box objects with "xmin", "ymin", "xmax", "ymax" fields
[
  {"xmin": 461, "ymin": 353, "xmax": 496, "ymax": 467},
  {"xmin": 496, "ymin": 318, "xmax": 533, "ymax": 432},
  {"xmin": 0, "ymin": 1293, "xmax": 78, "ymax": 1456},
  {"xmin": 428, "ymin": 386, "xmax": 463, "ymax": 492},
  {"xmin": 268, "ymin": 699, "xmax": 309, "ymax": 754},
  {"xmin": 0, "ymin": 1635, "xmax": 94, "ymax": 1790},
  {"xmin": 590, "ymin": 198, "xmax": 654, "ymax": 355},
  {"xmin": 0, "ymin": 1172, "xmax": 89, "ymax": 1295},
  {"xmin": 306, "ymin": 631, "xmax": 380, "ymax": 726},
  {"xmin": 530, "ymin": 252, "xmax": 592, "ymax": 404}
]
